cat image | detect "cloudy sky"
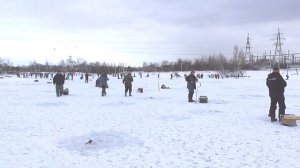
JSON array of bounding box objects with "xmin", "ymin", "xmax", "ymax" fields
[{"xmin": 0, "ymin": 0, "xmax": 299, "ymax": 66}]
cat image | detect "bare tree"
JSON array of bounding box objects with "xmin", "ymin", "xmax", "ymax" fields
[{"xmin": 232, "ymin": 45, "xmax": 246, "ymax": 70}]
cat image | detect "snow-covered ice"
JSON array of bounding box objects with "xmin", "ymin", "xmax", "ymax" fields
[{"xmin": 1, "ymin": 71, "xmax": 300, "ymax": 168}]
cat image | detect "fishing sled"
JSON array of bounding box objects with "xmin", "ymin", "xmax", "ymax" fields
[
  {"xmin": 63, "ymin": 88, "xmax": 69, "ymax": 95},
  {"xmin": 137, "ymin": 88, "xmax": 143, "ymax": 93},
  {"xmin": 280, "ymin": 114, "xmax": 300, "ymax": 126},
  {"xmin": 199, "ymin": 96, "xmax": 208, "ymax": 103}
]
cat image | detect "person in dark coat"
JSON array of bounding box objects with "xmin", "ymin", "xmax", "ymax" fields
[
  {"xmin": 53, "ymin": 70, "xmax": 65, "ymax": 97},
  {"xmin": 266, "ymin": 67, "xmax": 287, "ymax": 122},
  {"xmin": 85, "ymin": 73, "xmax": 89, "ymax": 83},
  {"xmin": 185, "ymin": 70, "xmax": 198, "ymax": 102},
  {"xmin": 96, "ymin": 74, "xmax": 109, "ymax": 96},
  {"xmin": 123, "ymin": 72, "xmax": 133, "ymax": 97}
]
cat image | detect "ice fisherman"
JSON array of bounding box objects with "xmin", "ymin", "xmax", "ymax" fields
[
  {"xmin": 266, "ymin": 67, "xmax": 287, "ymax": 122},
  {"xmin": 185, "ymin": 70, "xmax": 198, "ymax": 102},
  {"xmin": 53, "ymin": 70, "xmax": 65, "ymax": 97},
  {"xmin": 85, "ymin": 73, "xmax": 89, "ymax": 83},
  {"xmin": 123, "ymin": 72, "xmax": 133, "ymax": 97},
  {"xmin": 96, "ymin": 74, "xmax": 109, "ymax": 96}
]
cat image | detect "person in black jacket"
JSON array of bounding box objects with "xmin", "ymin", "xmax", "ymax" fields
[
  {"xmin": 186, "ymin": 71, "xmax": 198, "ymax": 102},
  {"xmin": 53, "ymin": 70, "xmax": 65, "ymax": 97},
  {"xmin": 266, "ymin": 67, "xmax": 287, "ymax": 122}
]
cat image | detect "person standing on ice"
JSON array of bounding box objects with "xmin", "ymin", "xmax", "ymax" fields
[
  {"xmin": 266, "ymin": 67, "xmax": 287, "ymax": 122},
  {"xmin": 96, "ymin": 74, "xmax": 109, "ymax": 96},
  {"xmin": 123, "ymin": 72, "xmax": 133, "ymax": 97},
  {"xmin": 85, "ymin": 73, "xmax": 89, "ymax": 83},
  {"xmin": 53, "ymin": 70, "xmax": 65, "ymax": 97},
  {"xmin": 185, "ymin": 70, "xmax": 198, "ymax": 102}
]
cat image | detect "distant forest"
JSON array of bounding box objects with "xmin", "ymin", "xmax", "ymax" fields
[{"xmin": 0, "ymin": 45, "xmax": 294, "ymax": 74}]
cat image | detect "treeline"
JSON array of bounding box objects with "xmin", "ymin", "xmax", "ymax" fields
[
  {"xmin": 11, "ymin": 61, "xmax": 140, "ymax": 74},
  {"xmin": 143, "ymin": 46, "xmax": 249, "ymax": 72},
  {"xmin": 1, "ymin": 56, "xmax": 248, "ymax": 74},
  {"xmin": 0, "ymin": 45, "xmax": 260, "ymax": 73},
  {"xmin": 0, "ymin": 56, "xmax": 140, "ymax": 74},
  {"xmin": 143, "ymin": 54, "xmax": 250, "ymax": 72}
]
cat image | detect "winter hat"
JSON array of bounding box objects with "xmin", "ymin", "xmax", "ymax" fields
[{"xmin": 273, "ymin": 67, "xmax": 279, "ymax": 71}]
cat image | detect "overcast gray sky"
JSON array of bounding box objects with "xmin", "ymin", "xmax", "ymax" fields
[{"xmin": 0, "ymin": 0, "xmax": 299, "ymax": 66}]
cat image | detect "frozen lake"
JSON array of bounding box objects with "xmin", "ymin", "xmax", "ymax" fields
[{"xmin": 1, "ymin": 70, "xmax": 300, "ymax": 167}]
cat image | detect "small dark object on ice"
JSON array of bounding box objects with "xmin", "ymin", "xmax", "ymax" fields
[
  {"xmin": 137, "ymin": 88, "xmax": 143, "ymax": 93},
  {"xmin": 63, "ymin": 88, "xmax": 69, "ymax": 95},
  {"xmin": 85, "ymin": 139, "xmax": 94, "ymax": 145},
  {"xmin": 161, "ymin": 84, "xmax": 170, "ymax": 89}
]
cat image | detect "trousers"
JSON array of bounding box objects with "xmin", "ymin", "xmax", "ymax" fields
[
  {"xmin": 269, "ymin": 95, "xmax": 286, "ymax": 118},
  {"xmin": 56, "ymin": 84, "xmax": 64, "ymax": 97}
]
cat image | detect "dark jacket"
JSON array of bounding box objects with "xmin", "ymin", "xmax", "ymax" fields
[
  {"xmin": 186, "ymin": 73, "xmax": 198, "ymax": 90},
  {"xmin": 53, "ymin": 73, "xmax": 65, "ymax": 85},
  {"xmin": 123, "ymin": 74, "xmax": 133, "ymax": 87},
  {"xmin": 98, "ymin": 74, "xmax": 109, "ymax": 88},
  {"xmin": 266, "ymin": 72, "xmax": 287, "ymax": 97}
]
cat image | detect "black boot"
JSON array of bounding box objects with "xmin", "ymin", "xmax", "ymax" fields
[
  {"xmin": 271, "ymin": 117, "xmax": 278, "ymax": 122},
  {"xmin": 188, "ymin": 93, "xmax": 195, "ymax": 102},
  {"xmin": 102, "ymin": 88, "xmax": 106, "ymax": 96}
]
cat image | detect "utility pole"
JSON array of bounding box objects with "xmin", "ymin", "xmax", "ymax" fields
[
  {"xmin": 273, "ymin": 28, "xmax": 285, "ymax": 65},
  {"xmin": 245, "ymin": 33, "xmax": 252, "ymax": 64}
]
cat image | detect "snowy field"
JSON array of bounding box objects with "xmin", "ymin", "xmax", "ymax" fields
[{"xmin": 1, "ymin": 70, "xmax": 300, "ymax": 168}]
